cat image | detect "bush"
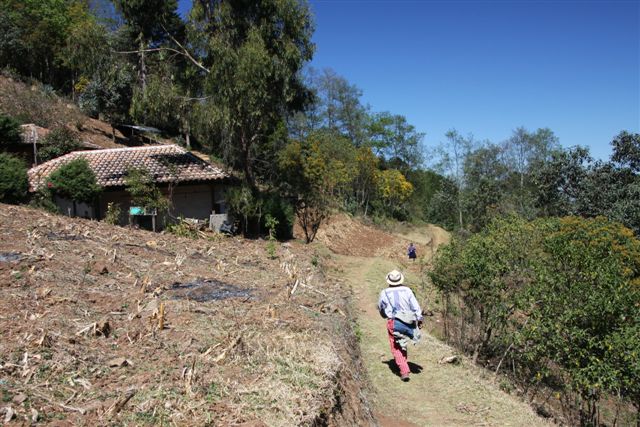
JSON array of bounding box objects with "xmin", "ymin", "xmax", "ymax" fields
[
  {"xmin": 226, "ymin": 185, "xmax": 263, "ymax": 236},
  {"xmin": 0, "ymin": 153, "xmax": 28, "ymax": 203},
  {"xmin": 38, "ymin": 126, "xmax": 82, "ymax": 162},
  {"xmin": 124, "ymin": 167, "xmax": 169, "ymax": 213},
  {"xmin": 104, "ymin": 202, "xmax": 122, "ymax": 225},
  {"xmin": 49, "ymin": 158, "xmax": 101, "ymax": 202},
  {"xmin": 165, "ymin": 218, "xmax": 199, "ymax": 239},
  {"xmin": 0, "ymin": 113, "xmax": 21, "ymax": 145},
  {"xmin": 262, "ymin": 193, "xmax": 294, "ymax": 239},
  {"xmin": 29, "ymin": 187, "xmax": 58, "ymax": 213},
  {"xmin": 429, "ymin": 215, "xmax": 640, "ymax": 425}
]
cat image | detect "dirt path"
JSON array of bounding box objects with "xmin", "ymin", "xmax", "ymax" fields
[{"xmin": 335, "ymin": 254, "xmax": 549, "ymax": 427}]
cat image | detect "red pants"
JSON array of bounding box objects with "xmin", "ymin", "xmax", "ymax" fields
[{"xmin": 387, "ymin": 318, "xmax": 410, "ymax": 376}]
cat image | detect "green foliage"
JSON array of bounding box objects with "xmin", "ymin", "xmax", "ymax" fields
[
  {"xmin": 430, "ymin": 215, "xmax": 640, "ymax": 424},
  {"xmin": 261, "ymin": 194, "xmax": 295, "ymax": 240},
  {"xmin": 0, "ymin": 152, "xmax": 28, "ymax": 203},
  {"xmin": 265, "ymin": 239, "xmax": 277, "ymax": 259},
  {"xmin": 104, "ymin": 202, "xmax": 122, "ymax": 225},
  {"xmin": 78, "ymin": 61, "xmax": 133, "ymax": 124},
  {"xmin": 129, "ymin": 73, "xmax": 185, "ymax": 135},
  {"xmin": 191, "ymin": 0, "xmax": 314, "ymax": 189},
  {"xmin": 265, "ymin": 214, "xmax": 279, "ymax": 240},
  {"xmin": 113, "ymin": 0, "xmax": 180, "ymax": 42},
  {"xmin": 279, "ymin": 131, "xmax": 355, "ymax": 242},
  {"xmin": 49, "ymin": 158, "xmax": 101, "ymax": 202},
  {"xmin": 0, "ymin": 0, "xmax": 76, "ymax": 87},
  {"xmin": 0, "ymin": 112, "xmax": 21, "ymax": 145},
  {"xmin": 226, "ymin": 185, "xmax": 263, "ymax": 236},
  {"xmin": 611, "ymin": 130, "xmax": 640, "ymax": 172},
  {"xmin": 38, "ymin": 126, "xmax": 82, "ymax": 162},
  {"xmin": 124, "ymin": 167, "xmax": 169, "ymax": 212},
  {"xmin": 165, "ymin": 218, "xmax": 198, "ymax": 239},
  {"xmin": 264, "ymin": 214, "xmax": 279, "ymax": 259},
  {"xmin": 29, "ymin": 187, "xmax": 58, "ymax": 213}
]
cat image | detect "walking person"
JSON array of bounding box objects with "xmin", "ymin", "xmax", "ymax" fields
[
  {"xmin": 407, "ymin": 243, "xmax": 417, "ymax": 261},
  {"xmin": 377, "ymin": 270, "xmax": 423, "ymax": 382}
]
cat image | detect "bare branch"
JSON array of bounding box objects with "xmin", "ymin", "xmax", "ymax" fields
[{"xmin": 162, "ymin": 24, "xmax": 210, "ymax": 74}]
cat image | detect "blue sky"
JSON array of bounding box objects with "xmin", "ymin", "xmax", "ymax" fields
[{"xmin": 179, "ymin": 0, "xmax": 640, "ymax": 160}]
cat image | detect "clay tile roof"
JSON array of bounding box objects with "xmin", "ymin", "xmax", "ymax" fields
[{"xmin": 28, "ymin": 145, "xmax": 229, "ymax": 191}]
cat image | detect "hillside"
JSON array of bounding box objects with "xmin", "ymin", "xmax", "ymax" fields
[
  {"xmin": 0, "ymin": 204, "xmax": 374, "ymax": 426},
  {"xmin": 0, "ymin": 76, "xmax": 179, "ymax": 150}
]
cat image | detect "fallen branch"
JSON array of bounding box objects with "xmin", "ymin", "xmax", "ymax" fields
[
  {"xmin": 106, "ymin": 388, "xmax": 137, "ymax": 417},
  {"xmin": 32, "ymin": 392, "xmax": 86, "ymax": 415},
  {"xmin": 290, "ymin": 279, "xmax": 299, "ymax": 296},
  {"xmin": 299, "ymin": 281, "xmax": 327, "ymax": 296}
]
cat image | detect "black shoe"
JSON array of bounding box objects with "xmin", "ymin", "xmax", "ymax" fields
[{"xmin": 401, "ymin": 374, "xmax": 410, "ymax": 382}]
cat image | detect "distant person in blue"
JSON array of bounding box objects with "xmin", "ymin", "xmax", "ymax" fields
[{"xmin": 407, "ymin": 243, "xmax": 417, "ymax": 261}]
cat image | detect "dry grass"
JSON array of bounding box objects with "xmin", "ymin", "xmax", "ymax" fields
[
  {"xmin": 0, "ymin": 75, "xmax": 85, "ymax": 130},
  {"xmin": 0, "ymin": 203, "xmax": 363, "ymax": 425}
]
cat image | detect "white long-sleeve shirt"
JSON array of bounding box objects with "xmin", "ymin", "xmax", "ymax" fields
[{"xmin": 377, "ymin": 286, "xmax": 423, "ymax": 321}]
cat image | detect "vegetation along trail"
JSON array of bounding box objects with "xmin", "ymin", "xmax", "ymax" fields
[{"xmin": 329, "ymin": 227, "xmax": 549, "ymax": 426}]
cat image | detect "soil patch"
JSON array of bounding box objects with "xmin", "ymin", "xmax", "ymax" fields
[{"xmin": 169, "ymin": 279, "xmax": 253, "ymax": 302}]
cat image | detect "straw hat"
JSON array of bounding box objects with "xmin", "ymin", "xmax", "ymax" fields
[{"xmin": 386, "ymin": 270, "xmax": 405, "ymax": 286}]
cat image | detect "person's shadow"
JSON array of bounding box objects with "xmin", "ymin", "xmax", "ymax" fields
[{"xmin": 383, "ymin": 359, "xmax": 423, "ymax": 377}]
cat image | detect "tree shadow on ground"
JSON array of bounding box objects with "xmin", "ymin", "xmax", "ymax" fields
[{"xmin": 382, "ymin": 359, "xmax": 423, "ymax": 377}]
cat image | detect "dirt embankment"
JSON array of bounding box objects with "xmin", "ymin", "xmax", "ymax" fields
[
  {"xmin": 0, "ymin": 76, "xmax": 176, "ymax": 150},
  {"xmin": 305, "ymin": 213, "xmax": 450, "ymax": 265},
  {"xmin": 0, "ymin": 204, "xmax": 375, "ymax": 426}
]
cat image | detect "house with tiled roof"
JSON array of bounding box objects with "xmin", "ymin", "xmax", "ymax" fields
[{"xmin": 28, "ymin": 145, "xmax": 233, "ymax": 230}]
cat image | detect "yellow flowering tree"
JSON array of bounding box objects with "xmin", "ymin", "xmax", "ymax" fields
[{"xmin": 375, "ymin": 169, "xmax": 413, "ymax": 210}]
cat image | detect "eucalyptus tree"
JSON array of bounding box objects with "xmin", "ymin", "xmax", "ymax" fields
[{"xmin": 189, "ymin": 0, "xmax": 315, "ymax": 190}]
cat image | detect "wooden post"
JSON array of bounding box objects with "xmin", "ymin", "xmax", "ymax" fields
[{"xmin": 152, "ymin": 214, "xmax": 156, "ymax": 232}]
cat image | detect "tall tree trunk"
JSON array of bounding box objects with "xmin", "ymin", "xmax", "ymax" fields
[
  {"xmin": 138, "ymin": 34, "xmax": 147, "ymax": 91},
  {"xmin": 241, "ymin": 135, "xmax": 256, "ymax": 193}
]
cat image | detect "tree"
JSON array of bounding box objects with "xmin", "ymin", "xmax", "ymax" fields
[
  {"xmin": 49, "ymin": 158, "xmax": 101, "ymax": 204},
  {"xmin": 0, "ymin": 153, "xmax": 28, "ymax": 203},
  {"xmin": 375, "ymin": 169, "xmax": 413, "ymax": 218},
  {"xmin": 502, "ymin": 127, "xmax": 559, "ymax": 215},
  {"xmin": 113, "ymin": 0, "xmax": 183, "ymax": 90},
  {"xmin": 462, "ymin": 144, "xmax": 509, "ymax": 231},
  {"xmin": 373, "ymin": 113, "xmax": 424, "ymax": 173},
  {"xmin": 433, "ymin": 129, "xmax": 475, "ymax": 229},
  {"xmin": 611, "ymin": 130, "xmax": 640, "ymax": 172},
  {"xmin": 405, "ymin": 169, "xmax": 448, "ymax": 222},
  {"xmin": 530, "ymin": 146, "xmax": 591, "ymax": 217},
  {"xmin": 313, "ymin": 68, "xmax": 368, "ymax": 145},
  {"xmin": 425, "ymin": 178, "xmax": 459, "ymax": 230},
  {"xmin": 78, "ymin": 59, "xmax": 134, "ymax": 138},
  {"xmin": 190, "ymin": 0, "xmax": 314, "ymax": 190},
  {"xmin": 0, "ymin": 0, "xmax": 101, "ymax": 90},
  {"xmin": 279, "ymin": 131, "xmax": 353, "ymax": 242},
  {"xmin": 352, "ymin": 146, "xmax": 379, "ymax": 217},
  {"xmin": 38, "ymin": 126, "xmax": 82, "ymax": 162},
  {"xmin": 124, "ymin": 166, "xmax": 169, "ymax": 213},
  {"xmin": 429, "ymin": 215, "xmax": 640, "ymax": 425},
  {"xmin": 0, "ymin": 113, "xmax": 21, "ymax": 145}
]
